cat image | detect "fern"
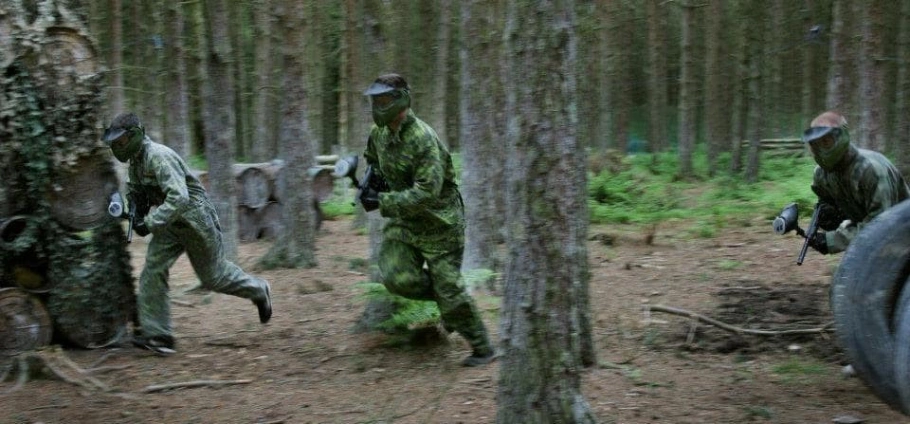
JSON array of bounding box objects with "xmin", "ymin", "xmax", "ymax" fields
[{"xmin": 357, "ymin": 282, "xmax": 440, "ymax": 331}]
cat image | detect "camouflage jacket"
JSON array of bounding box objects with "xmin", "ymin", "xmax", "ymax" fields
[
  {"xmin": 812, "ymin": 145, "xmax": 910, "ymax": 254},
  {"xmin": 127, "ymin": 137, "xmax": 209, "ymax": 233},
  {"xmin": 364, "ymin": 110, "xmax": 464, "ymax": 251}
]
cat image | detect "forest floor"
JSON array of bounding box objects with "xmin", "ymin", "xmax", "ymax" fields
[{"xmin": 2, "ymin": 215, "xmax": 909, "ymax": 424}]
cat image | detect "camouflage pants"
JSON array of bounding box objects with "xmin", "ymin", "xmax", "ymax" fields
[
  {"xmin": 378, "ymin": 239, "xmax": 491, "ymax": 352},
  {"xmin": 137, "ymin": 202, "xmax": 269, "ymax": 340}
]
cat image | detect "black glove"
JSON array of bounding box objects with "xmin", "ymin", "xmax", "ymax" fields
[
  {"xmin": 808, "ymin": 232, "xmax": 828, "ymax": 254},
  {"xmin": 817, "ymin": 203, "xmax": 846, "ymax": 232},
  {"xmin": 359, "ymin": 187, "xmax": 380, "ymax": 212},
  {"xmin": 133, "ymin": 220, "xmax": 150, "ymax": 237}
]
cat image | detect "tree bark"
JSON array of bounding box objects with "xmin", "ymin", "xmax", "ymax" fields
[
  {"xmin": 201, "ymin": 0, "xmax": 239, "ymax": 259},
  {"xmin": 894, "ymin": 0, "xmax": 910, "ymax": 175},
  {"xmin": 676, "ymin": 1, "xmax": 696, "ymax": 179},
  {"xmin": 260, "ymin": 0, "xmax": 317, "ymax": 269},
  {"xmin": 647, "ymin": 0, "xmax": 669, "ymax": 157},
  {"xmin": 251, "ymin": 1, "xmax": 276, "ymax": 161},
  {"xmin": 459, "ymin": 0, "xmax": 503, "ymax": 292},
  {"xmin": 703, "ymin": 0, "xmax": 724, "ymax": 177},
  {"xmin": 858, "ymin": 0, "xmax": 885, "ymax": 151},
  {"xmin": 163, "ymin": 0, "xmax": 191, "ymax": 158},
  {"xmin": 498, "ymin": 0, "xmax": 596, "ymax": 422}
]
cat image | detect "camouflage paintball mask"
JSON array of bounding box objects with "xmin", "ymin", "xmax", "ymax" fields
[
  {"xmin": 103, "ymin": 113, "xmax": 145, "ymax": 163},
  {"xmin": 365, "ymin": 74, "xmax": 410, "ymax": 128},
  {"xmin": 801, "ymin": 111, "xmax": 850, "ymax": 171}
]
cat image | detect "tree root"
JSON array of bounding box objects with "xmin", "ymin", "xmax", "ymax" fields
[
  {"xmin": 1, "ymin": 346, "xmax": 113, "ymax": 394},
  {"xmin": 643, "ymin": 304, "xmax": 835, "ymax": 338}
]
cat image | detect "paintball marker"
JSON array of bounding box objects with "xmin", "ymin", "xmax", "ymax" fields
[
  {"xmin": 772, "ymin": 202, "xmax": 822, "ymax": 265},
  {"xmin": 334, "ymin": 155, "xmax": 388, "ymax": 212},
  {"xmin": 108, "ymin": 191, "xmax": 149, "ymax": 243}
]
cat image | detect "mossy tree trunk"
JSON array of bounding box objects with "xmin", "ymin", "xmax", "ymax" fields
[{"xmin": 0, "ymin": 0, "xmax": 134, "ymax": 351}]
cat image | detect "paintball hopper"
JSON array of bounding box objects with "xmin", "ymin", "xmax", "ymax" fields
[
  {"xmin": 773, "ymin": 203, "xmax": 799, "ymax": 235},
  {"xmin": 334, "ymin": 155, "xmax": 359, "ymax": 188},
  {"xmin": 108, "ymin": 192, "xmax": 125, "ymax": 218}
]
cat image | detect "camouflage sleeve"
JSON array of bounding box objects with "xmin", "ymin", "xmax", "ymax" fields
[
  {"xmin": 143, "ymin": 148, "xmax": 192, "ymax": 231},
  {"xmin": 363, "ymin": 134, "xmax": 378, "ymax": 166},
  {"xmin": 378, "ymin": 135, "xmax": 443, "ymax": 219},
  {"xmin": 825, "ymin": 163, "xmax": 901, "ymax": 253}
]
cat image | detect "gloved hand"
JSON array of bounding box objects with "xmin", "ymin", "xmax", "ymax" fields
[
  {"xmin": 807, "ymin": 232, "xmax": 828, "ymax": 254},
  {"xmin": 133, "ymin": 220, "xmax": 150, "ymax": 237},
  {"xmin": 359, "ymin": 187, "xmax": 380, "ymax": 212}
]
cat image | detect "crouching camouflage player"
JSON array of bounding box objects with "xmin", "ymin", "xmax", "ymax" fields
[
  {"xmin": 103, "ymin": 112, "xmax": 272, "ymax": 355},
  {"xmin": 802, "ymin": 111, "xmax": 910, "ymax": 255},
  {"xmin": 361, "ymin": 73, "xmax": 495, "ymax": 366}
]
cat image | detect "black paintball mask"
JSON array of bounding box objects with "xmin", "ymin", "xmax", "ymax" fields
[{"xmin": 103, "ymin": 113, "xmax": 145, "ymax": 163}]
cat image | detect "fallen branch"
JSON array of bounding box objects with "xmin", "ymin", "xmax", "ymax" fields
[
  {"xmin": 644, "ymin": 304, "xmax": 835, "ymax": 336},
  {"xmin": 141, "ymin": 379, "xmax": 253, "ymax": 393}
]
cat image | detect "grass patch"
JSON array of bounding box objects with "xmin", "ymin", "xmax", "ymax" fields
[{"xmin": 772, "ymin": 357, "xmax": 828, "ymax": 385}]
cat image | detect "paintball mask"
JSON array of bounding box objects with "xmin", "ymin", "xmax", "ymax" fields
[
  {"xmin": 103, "ymin": 113, "xmax": 145, "ymax": 163},
  {"xmin": 802, "ymin": 111, "xmax": 850, "ymax": 171},
  {"xmin": 365, "ymin": 75, "xmax": 410, "ymax": 127}
]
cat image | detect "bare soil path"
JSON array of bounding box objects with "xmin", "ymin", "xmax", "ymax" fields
[{"xmin": 2, "ymin": 216, "xmax": 907, "ymax": 424}]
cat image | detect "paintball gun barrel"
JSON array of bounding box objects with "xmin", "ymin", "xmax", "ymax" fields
[{"xmin": 772, "ymin": 202, "xmax": 821, "ymax": 265}]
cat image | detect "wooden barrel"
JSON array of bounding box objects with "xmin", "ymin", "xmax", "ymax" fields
[{"xmin": 0, "ymin": 287, "xmax": 53, "ymax": 358}]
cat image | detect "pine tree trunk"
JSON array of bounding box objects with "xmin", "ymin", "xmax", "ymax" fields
[
  {"xmin": 201, "ymin": 0, "xmax": 239, "ymax": 259},
  {"xmin": 498, "ymin": 1, "xmax": 596, "ymax": 421}
]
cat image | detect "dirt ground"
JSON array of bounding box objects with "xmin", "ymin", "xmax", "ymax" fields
[{"xmin": 3, "ymin": 215, "xmax": 909, "ymax": 424}]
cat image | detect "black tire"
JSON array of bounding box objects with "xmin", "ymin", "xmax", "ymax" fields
[
  {"xmin": 831, "ymin": 199, "xmax": 910, "ymax": 414},
  {"xmin": 892, "ymin": 274, "xmax": 910, "ymax": 413}
]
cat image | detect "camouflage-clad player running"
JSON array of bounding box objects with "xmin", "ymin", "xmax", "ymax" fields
[
  {"xmin": 360, "ymin": 73, "xmax": 495, "ymax": 366},
  {"xmin": 803, "ymin": 111, "xmax": 910, "ymax": 255},
  {"xmin": 103, "ymin": 112, "xmax": 272, "ymax": 355}
]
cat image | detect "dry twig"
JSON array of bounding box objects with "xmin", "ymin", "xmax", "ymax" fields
[
  {"xmin": 141, "ymin": 379, "xmax": 253, "ymax": 393},
  {"xmin": 644, "ymin": 304, "xmax": 835, "ymax": 336}
]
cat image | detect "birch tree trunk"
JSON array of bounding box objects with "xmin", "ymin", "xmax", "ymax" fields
[{"xmin": 498, "ymin": 0, "xmax": 595, "ymax": 421}]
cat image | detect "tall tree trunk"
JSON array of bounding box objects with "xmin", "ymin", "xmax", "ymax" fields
[
  {"xmin": 108, "ymin": 0, "xmax": 125, "ymax": 115},
  {"xmin": 251, "ymin": 1, "xmax": 276, "ymax": 161},
  {"xmin": 459, "ymin": 0, "xmax": 502, "ymax": 293},
  {"xmin": 201, "ymin": 0, "xmax": 239, "ymax": 258},
  {"xmin": 858, "ymin": 0, "xmax": 885, "ymax": 151},
  {"xmin": 498, "ymin": 0, "xmax": 595, "ymax": 422},
  {"xmin": 703, "ymin": 0, "xmax": 723, "ymax": 176},
  {"xmin": 827, "ymin": 0, "xmax": 849, "ymax": 112},
  {"xmin": 163, "ymin": 0, "xmax": 191, "ymax": 158},
  {"xmin": 802, "ymin": 0, "xmax": 820, "ymax": 120},
  {"xmin": 894, "ymin": 0, "xmax": 910, "ymax": 175},
  {"xmin": 744, "ymin": 2, "xmax": 766, "ymax": 183},
  {"xmin": 676, "ymin": 1, "xmax": 696, "ymax": 178},
  {"xmin": 260, "ymin": 0, "xmax": 317, "ymax": 269},
  {"xmin": 647, "ymin": 0, "xmax": 668, "ymax": 156}
]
